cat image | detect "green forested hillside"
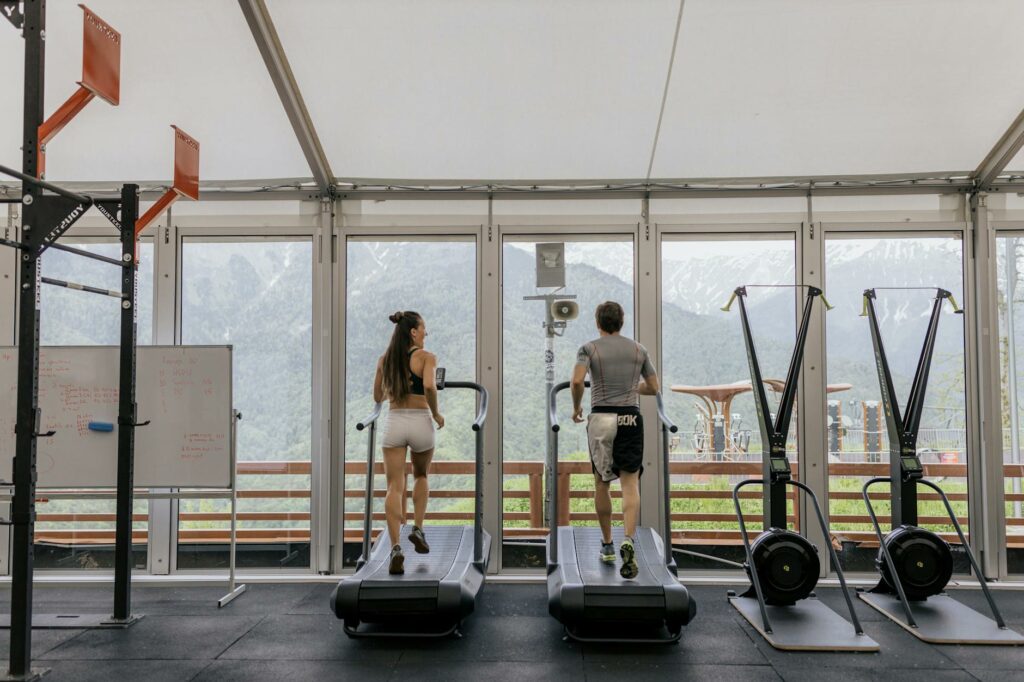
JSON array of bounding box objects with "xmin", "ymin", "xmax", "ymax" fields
[{"xmin": 33, "ymin": 237, "xmax": 973, "ymax": 549}]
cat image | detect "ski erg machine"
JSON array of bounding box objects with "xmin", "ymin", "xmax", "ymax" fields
[
  {"xmin": 723, "ymin": 285, "xmax": 879, "ymax": 652},
  {"xmin": 331, "ymin": 380, "xmax": 490, "ymax": 638},
  {"xmin": 859, "ymin": 287, "xmax": 1024, "ymax": 645},
  {"xmin": 546, "ymin": 381, "xmax": 696, "ymax": 643}
]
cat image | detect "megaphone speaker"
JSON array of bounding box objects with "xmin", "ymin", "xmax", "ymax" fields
[{"xmin": 552, "ymin": 300, "xmax": 579, "ymax": 321}]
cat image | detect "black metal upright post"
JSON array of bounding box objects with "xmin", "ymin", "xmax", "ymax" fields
[
  {"xmin": 112, "ymin": 184, "xmax": 140, "ymax": 623},
  {"xmin": 9, "ymin": 1, "xmax": 45, "ymax": 677},
  {"xmin": 863, "ymin": 288, "xmax": 949, "ymax": 528},
  {"xmin": 733, "ymin": 286, "xmax": 820, "ymax": 530}
]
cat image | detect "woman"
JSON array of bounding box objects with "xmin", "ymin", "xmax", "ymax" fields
[{"xmin": 373, "ymin": 310, "xmax": 445, "ymax": 575}]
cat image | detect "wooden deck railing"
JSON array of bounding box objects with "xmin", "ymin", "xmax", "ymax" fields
[{"xmin": 31, "ymin": 459, "xmax": 1024, "ymax": 548}]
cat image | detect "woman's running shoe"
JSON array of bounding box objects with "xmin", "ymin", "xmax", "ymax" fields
[
  {"xmin": 388, "ymin": 545, "xmax": 405, "ymax": 575},
  {"xmin": 409, "ymin": 525, "xmax": 430, "ymax": 554}
]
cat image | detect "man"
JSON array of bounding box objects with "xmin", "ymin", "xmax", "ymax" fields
[{"xmin": 571, "ymin": 300, "xmax": 660, "ymax": 580}]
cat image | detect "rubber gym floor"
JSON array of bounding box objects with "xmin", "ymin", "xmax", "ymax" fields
[{"xmin": 0, "ymin": 582, "xmax": 1021, "ymax": 681}]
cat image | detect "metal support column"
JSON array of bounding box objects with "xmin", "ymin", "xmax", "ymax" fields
[
  {"xmin": 8, "ymin": 1, "xmax": 46, "ymax": 677},
  {"xmin": 1006, "ymin": 238, "xmax": 1022, "ymax": 520},
  {"xmin": 480, "ymin": 199, "xmax": 502, "ymax": 571},
  {"xmin": 970, "ymin": 193, "xmax": 1008, "ymax": 577},
  {"xmin": 636, "ymin": 198, "xmax": 662, "ymax": 534},
  {"xmin": 148, "ymin": 207, "xmax": 174, "ymax": 575},
  {"xmin": 112, "ymin": 184, "xmax": 141, "ymax": 624},
  {"xmin": 799, "ymin": 215, "xmax": 830, "ymax": 574},
  {"xmin": 312, "ymin": 198, "xmax": 333, "ymax": 573}
]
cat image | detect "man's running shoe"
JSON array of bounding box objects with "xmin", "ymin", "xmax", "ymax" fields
[
  {"xmin": 620, "ymin": 538, "xmax": 638, "ymax": 580},
  {"xmin": 600, "ymin": 542, "xmax": 616, "ymax": 564},
  {"xmin": 409, "ymin": 525, "xmax": 430, "ymax": 554},
  {"xmin": 388, "ymin": 545, "xmax": 405, "ymax": 575}
]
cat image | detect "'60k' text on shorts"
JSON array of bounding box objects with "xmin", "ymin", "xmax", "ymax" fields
[{"xmin": 587, "ymin": 406, "xmax": 644, "ymax": 483}]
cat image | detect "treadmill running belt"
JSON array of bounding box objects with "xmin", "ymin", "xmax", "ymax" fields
[
  {"xmin": 574, "ymin": 527, "xmax": 665, "ymax": 588},
  {"xmin": 360, "ymin": 525, "xmax": 464, "ymax": 583}
]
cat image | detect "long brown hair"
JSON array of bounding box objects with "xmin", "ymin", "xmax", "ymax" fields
[{"xmin": 381, "ymin": 310, "xmax": 423, "ymax": 402}]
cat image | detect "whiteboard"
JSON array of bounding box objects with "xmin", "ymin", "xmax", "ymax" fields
[{"xmin": 0, "ymin": 346, "xmax": 233, "ymax": 489}]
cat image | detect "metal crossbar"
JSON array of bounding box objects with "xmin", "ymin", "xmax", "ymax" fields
[
  {"xmin": 0, "ymin": 163, "xmax": 92, "ymax": 206},
  {"xmin": 48, "ymin": 242, "xmax": 127, "ymax": 268},
  {"xmin": 41, "ymin": 276, "xmax": 126, "ymax": 300}
]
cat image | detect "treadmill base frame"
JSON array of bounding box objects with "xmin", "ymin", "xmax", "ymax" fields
[
  {"xmin": 730, "ymin": 594, "xmax": 879, "ymax": 652},
  {"xmin": 562, "ymin": 623, "xmax": 681, "ymax": 644},
  {"xmin": 859, "ymin": 592, "xmax": 1024, "ymax": 645},
  {"xmin": 343, "ymin": 620, "xmax": 462, "ymax": 639}
]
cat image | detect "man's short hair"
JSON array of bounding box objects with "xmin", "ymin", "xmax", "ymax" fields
[{"xmin": 595, "ymin": 301, "xmax": 624, "ymax": 333}]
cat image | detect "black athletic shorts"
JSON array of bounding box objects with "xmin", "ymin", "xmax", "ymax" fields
[{"xmin": 588, "ymin": 406, "xmax": 644, "ymax": 482}]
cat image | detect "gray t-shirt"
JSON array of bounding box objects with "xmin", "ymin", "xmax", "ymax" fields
[{"xmin": 575, "ymin": 334, "xmax": 656, "ymax": 408}]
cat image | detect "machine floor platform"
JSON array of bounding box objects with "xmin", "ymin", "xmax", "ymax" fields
[
  {"xmin": 731, "ymin": 594, "xmax": 879, "ymax": 651},
  {"xmin": 860, "ymin": 591, "xmax": 1024, "ymax": 645}
]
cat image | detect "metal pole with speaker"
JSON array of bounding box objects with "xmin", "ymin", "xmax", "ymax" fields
[
  {"xmin": 523, "ymin": 243, "xmax": 579, "ymax": 530},
  {"xmin": 858, "ymin": 287, "xmax": 1024, "ymax": 645},
  {"xmin": 723, "ymin": 285, "xmax": 878, "ymax": 652}
]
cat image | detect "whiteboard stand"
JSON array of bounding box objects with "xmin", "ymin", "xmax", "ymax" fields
[{"xmin": 218, "ymin": 410, "xmax": 246, "ymax": 608}]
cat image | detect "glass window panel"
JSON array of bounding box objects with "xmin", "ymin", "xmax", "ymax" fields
[
  {"xmin": 178, "ymin": 239, "xmax": 313, "ymax": 570},
  {"xmin": 660, "ymin": 236, "xmax": 797, "ymax": 570},
  {"xmin": 342, "ymin": 239, "xmax": 477, "ymax": 567},
  {"xmin": 997, "ymin": 235, "xmax": 1024, "ymax": 574},
  {"xmin": 502, "ymin": 238, "xmax": 634, "ymax": 569},
  {"xmin": 35, "ymin": 240, "xmax": 153, "ymax": 570},
  {"xmin": 825, "ymin": 235, "xmax": 968, "ymax": 572}
]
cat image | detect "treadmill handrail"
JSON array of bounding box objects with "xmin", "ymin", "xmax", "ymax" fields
[
  {"xmin": 655, "ymin": 392, "xmax": 677, "ymax": 567},
  {"xmin": 356, "ymin": 402, "xmax": 383, "ymax": 431},
  {"xmin": 445, "ymin": 380, "xmax": 489, "ymax": 431},
  {"xmin": 442, "ymin": 380, "xmax": 490, "ymax": 565},
  {"xmin": 357, "ymin": 402, "xmax": 383, "ymax": 567},
  {"xmin": 655, "ymin": 393, "xmax": 678, "ymax": 434},
  {"xmin": 549, "ymin": 379, "xmax": 585, "ymax": 433},
  {"xmin": 547, "ymin": 381, "xmax": 578, "ymax": 564}
]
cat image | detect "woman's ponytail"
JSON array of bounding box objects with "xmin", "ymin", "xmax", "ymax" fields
[{"xmin": 381, "ymin": 310, "xmax": 422, "ymax": 402}]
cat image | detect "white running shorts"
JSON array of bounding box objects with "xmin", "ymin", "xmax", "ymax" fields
[{"xmin": 380, "ymin": 408, "xmax": 435, "ymax": 452}]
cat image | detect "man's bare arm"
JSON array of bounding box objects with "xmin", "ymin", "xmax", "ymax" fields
[{"xmin": 638, "ymin": 373, "xmax": 661, "ymax": 396}]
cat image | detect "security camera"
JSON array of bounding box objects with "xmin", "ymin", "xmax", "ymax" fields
[{"xmin": 551, "ymin": 300, "xmax": 579, "ymax": 321}]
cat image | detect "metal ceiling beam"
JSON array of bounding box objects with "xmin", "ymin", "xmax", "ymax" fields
[
  {"xmin": 336, "ymin": 179, "xmax": 975, "ymax": 201},
  {"xmin": 238, "ymin": 0, "xmax": 334, "ymax": 195},
  {"xmin": 0, "ymin": 179, "xmax": 318, "ymax": 202},
  {"xmin": 973, "ymin": 108, "xmax": 1024, "ymax": 190},
  {"xmin": 335, "ymin": 170, "xmax": 971, "ymax": 188},
  {"xmin": 14, "ymin": 172, "xmax": 1024, "ymax": 202}
]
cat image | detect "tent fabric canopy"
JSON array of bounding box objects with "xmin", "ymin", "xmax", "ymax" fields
[{"xmin": 3, "ymin": 0, "xmax": 1024, "ymax": 185}]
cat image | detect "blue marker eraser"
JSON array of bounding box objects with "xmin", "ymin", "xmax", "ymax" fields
[{"xmin": 88, "ymin": 422, "xmax": 114, "ymax": 432}]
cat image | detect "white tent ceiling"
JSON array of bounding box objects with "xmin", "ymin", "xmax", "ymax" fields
[
  {"xmin": 2, "ymin": 0, "xmax": 1024, "ymax": 185},
  {"xmin": 0, "ymin": 0, "xmax": 310, "ymax": 182}
]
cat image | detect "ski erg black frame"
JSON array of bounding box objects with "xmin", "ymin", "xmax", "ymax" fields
[
  {"xmin": 860, "ymin": 287, "xmax": 1006, "ymax": 627},
  {"xmin": 725, "ymin": 285, "xmax": 862, "ymax": 636}
]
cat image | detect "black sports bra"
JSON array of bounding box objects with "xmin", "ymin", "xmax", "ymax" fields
[{"xmin": 408, "ymin": 348, "xmax": 425, "ymax": 396}]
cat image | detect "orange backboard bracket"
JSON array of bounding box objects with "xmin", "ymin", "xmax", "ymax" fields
[
  {"xmin": 37, "ymin": 4, "xmax": 121, "ymax": 178},
  {"xmin": 136, "ymin": 126, "xmax": 200, "ymax": 235}
]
